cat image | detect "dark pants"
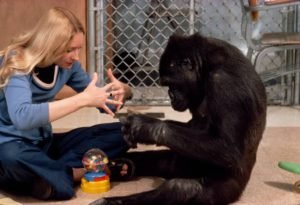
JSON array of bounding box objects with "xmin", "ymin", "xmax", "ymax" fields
[{"xmin": 0, "ymin": 122, "xmax": 129, "ymax": 199}]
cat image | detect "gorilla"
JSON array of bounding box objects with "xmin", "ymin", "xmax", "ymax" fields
[{"xmin": 91, "ymin": 33, "xmax": 267, "ymax": 205}]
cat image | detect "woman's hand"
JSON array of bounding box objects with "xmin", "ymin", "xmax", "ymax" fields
[
  {"xmin": 83, "ymin": 73, "xmax": 123, "ymax": 116},
  {"xmin": 106, "ymin": 68, "xmax": 133, "ymax": 111},
  {"xmin": 48, "ymin": 71, "xmax": 131, "ymax": 121},
  {"xmin": 48, "ymin": 73, "xmax": 123, "ymax": 121}
]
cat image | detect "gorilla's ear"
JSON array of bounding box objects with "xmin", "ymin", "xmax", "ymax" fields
[{"xmin": 191, "ymin": 33, "xmax": 206, "ymax": 44}]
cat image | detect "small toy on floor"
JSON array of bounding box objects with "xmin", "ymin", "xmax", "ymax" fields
[
  {"xmin": 81, "ymin": 148, "xmax": 110, "ymax": 193},
  {"xmin": 278, "ymin": 161, "xmax": 300, "ymax": 193}
]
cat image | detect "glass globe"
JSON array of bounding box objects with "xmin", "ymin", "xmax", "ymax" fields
[{"xmin": 82, "ymin": 148, "xmax": 109, "ymax": 173}]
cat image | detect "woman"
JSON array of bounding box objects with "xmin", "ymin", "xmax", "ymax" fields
[{"xmin": 0, "ymin": 7, "xmax": 132, "ymax": 200}]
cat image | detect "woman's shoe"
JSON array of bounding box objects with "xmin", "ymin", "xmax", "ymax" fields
[{"xmin": 107, "ymin": 158, "xmax": 135, "ymax": 181}]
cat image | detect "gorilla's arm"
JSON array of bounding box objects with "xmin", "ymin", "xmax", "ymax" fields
[
  {"xmin": 122, "ymin": 112, "xmax": 242, "ymax": 169},
  {"xmin": 122, "ymin": 69, "xmax": 250, "ymax": 170}
]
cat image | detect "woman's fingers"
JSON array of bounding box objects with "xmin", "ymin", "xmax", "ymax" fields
[
  {"xmin": 90, "ymin": 72, "xmax": 98, "ymax": 86},
  {"xmin": 105, "ymin": 98, "xmax": 123, "ymax": 106},
  {"xmin": 115, "ymin": 95, "xmax": 124, "ymax": 111},
  {"xmin": 102, "ymin": 99, "xmax": 123, "ymax": 116},
  {"xmin": 106, "ymin": 68, "xmax": 116, "ymax": 82},
  {"xmin": 101, "ymin": 105, "xmax": 115, "ymax": 117},
  {"xmin": 103, "ymin": 83, "xmax": 124, "ymax": 97}
]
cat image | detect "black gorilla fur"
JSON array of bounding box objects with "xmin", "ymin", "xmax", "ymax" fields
[{"xmin": 91, "ymin": 33, "xmax": 267, "ymax": 205}]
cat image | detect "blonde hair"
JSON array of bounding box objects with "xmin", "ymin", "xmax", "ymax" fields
[{"xmin": 0, "ymin": 7, "xmax": 85, "ymax": 88}]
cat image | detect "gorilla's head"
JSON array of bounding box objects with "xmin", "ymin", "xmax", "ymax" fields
[{"xmin": 159, "ymin": 33, "xmax": 205, "ymax": 112}]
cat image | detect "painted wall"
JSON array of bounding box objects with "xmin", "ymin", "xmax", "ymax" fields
[{"xmin": 0, "ymin": 0, "xmax": 87, "ymax": 98}]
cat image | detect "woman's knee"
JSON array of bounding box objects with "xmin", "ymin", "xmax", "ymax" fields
[{"xmin": 0, "ymin": 141, "xmax": 25, "ymax": 168}]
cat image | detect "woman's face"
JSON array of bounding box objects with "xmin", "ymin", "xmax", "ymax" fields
[{"xmin": 55, "ymin": 32, "xmax": 84, "ymax": 69}]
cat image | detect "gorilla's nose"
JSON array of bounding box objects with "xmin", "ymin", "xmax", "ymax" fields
[{"xmin": 159, "ymin": 78, "xmax": 168, "ymax": 86}]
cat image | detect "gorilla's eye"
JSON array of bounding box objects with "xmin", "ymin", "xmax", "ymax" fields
[
  {"xmin": 182, "ymin": 58, "xmax": 191, "ymax": 65},
  {"xmin": 182, "ymin": 58, "xmax": 192, "ymax": 70}
]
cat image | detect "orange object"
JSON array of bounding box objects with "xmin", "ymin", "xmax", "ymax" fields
[
  {"xmin": 248, "ymin": 0, "xmax": 259, "ymax": 22},
  {"xmin": 94, "ymin": 175, "xmax": 109, "ymax": 181}
]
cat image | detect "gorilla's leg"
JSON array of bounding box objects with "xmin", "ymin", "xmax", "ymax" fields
[
  {"xmin": 122, "ymin": 150, "xmax": 202, "ymax": 178},
  {"xmin": 91, "ymin": 177, "xmax": 242, "ymax": 205}
]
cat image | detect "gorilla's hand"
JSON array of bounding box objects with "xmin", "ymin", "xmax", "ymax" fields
[{"xmin": 120, "ymin": 114, "xmax": 165, "ymax": 147}]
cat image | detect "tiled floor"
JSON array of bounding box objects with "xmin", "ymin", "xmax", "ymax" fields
[{"xmin": 2, "ymin": 105, "xmax": 300, "ymax": 205}]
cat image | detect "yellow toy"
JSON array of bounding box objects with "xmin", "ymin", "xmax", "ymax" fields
[{"xmin": 81, "ymin": 148, "xmax": 111, "ymax": 193}]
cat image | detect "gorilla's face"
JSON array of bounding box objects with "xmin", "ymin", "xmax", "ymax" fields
[
  {"xmin": 159, "ymin": 34, "xmax": 203, "ymax": 112},
  {"xmin": 160, "ymin": 57, "xmax": 193, "ymax": 111}
]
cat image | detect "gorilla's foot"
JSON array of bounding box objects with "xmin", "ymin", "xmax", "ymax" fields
[
  {"xmin": 89, "ymin": 198, "xmax": 125, "ymax": 205},
  {"xmin": 89, "ymin": 198, "xmax": 109, "ymax": 205}
]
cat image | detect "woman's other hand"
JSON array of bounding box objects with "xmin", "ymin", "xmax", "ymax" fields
[
  {"xmin": 83, "ymin": 73, "xmax": 123, "ymax": 116},
  {"xmin": 106, "ymin": 68, "xmax": 132, "ymax": 111}
]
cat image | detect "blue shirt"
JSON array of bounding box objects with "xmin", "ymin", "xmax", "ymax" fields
[{"xmin": 0, "ymin": 61, "xmax": 91, "ymax": 145}]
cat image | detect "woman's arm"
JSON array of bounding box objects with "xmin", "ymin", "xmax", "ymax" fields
[
  {"xmin": 5, "ymin": 69, "xmax": 130, "ymax": 129},
  {"xmin": 48, "ymin": 73, "xmax": 123, "ymax": 121}
]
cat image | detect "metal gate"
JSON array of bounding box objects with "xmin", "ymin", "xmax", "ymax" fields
[{"xmin": 87, "ymin": 0, "xmax": 299, "ymax": 105}]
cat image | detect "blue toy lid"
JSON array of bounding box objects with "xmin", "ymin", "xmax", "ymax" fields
[{"xmin": 84, "ymin": 172, "xmax": 106, "ymax": 181}]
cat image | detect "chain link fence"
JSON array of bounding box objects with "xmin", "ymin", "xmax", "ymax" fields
[
  {"xmin": 241, "ymin": 0, "xmax": 300, "ymax": 105},
  {"xmin": 88, "ymin": 0, "xmax": 300, "ymax": 105}
]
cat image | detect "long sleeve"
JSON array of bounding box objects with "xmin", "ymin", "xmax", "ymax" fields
[
  {"xmin": 4, "ymin": 74, "xmax": 49, "ymax": 130},
  {"xmin": 0, "ymin": 61, "xmax": 89, "ymax": 144}
]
